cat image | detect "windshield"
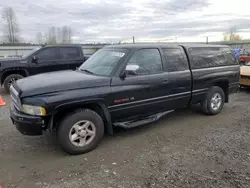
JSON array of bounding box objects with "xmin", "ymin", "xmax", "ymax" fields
[
  {"xmin": 79, "ymin": 48, "xmax": 128, "ymax": 76},
  {"xmin": 22, "ymin": 47, "xmax": 41, "ymax": 58}
]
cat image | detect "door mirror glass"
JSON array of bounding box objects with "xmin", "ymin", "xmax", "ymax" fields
[
  {"xmin": 32, "ymin": 56, "xmax": 37, "ymax": 63},
  {"xmin": 125, "ymin": 64, "xmax": 139, "ymax": 76}
]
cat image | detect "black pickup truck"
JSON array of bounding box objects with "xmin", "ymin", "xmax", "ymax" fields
[
  {"xmin": 0, "ymin": 44, "xmax": 85, "ymax": 92},
  {"xmin": 10, "ymin": 44, "xmax": 240, "ymax": 155}
]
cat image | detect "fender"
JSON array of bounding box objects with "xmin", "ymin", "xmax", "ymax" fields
[
  {"xmin": 0, "ymin": 68, "xmax": 29, "ymax": 85},
  {"xmin": 50, "ymin": 99, "xmax": 113, "ymax": 135},
  {"xmin": 211, "ymin": 78, "xmax": 229, "ymax": 86},
  {"xmin": 211, "ymin": 78, "xmax": 229, "ymax": 102},
  {"xmin": 1, "ymin": 67, "xmax": 29, "ymax": 76}
]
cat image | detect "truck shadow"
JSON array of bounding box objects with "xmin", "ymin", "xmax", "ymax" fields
[
  {"xmin": 42, "ymin": 105, "xmax": 202, "ymax": 156},
  {"xmin": 113, "ymin": 105, "xmax": 202, "ymax": 136},
  {"xmin": 239, "ymin": 87, "xmax": 250, "ymax": 93}
]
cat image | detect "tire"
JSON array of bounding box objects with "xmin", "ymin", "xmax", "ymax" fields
[
  {"xmin": 201, "ymin": 86, "xmax": 225, "ymax": 115},
  {"xmin": 57, "ymin": 109, "xmax": 104, "ymax": 155},
  {"xmin": 3, "ymin": 74, "xmax": 24, "ymax": 93}
]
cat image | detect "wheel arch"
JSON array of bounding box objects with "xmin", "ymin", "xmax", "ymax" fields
[
  {"xmin": 1, "ymin": 68, "xmax": 29, "ymax": 85},
  {"xmin": 50, "ymin": 99, "xmax": 113, "ymax": 135},
  {"xmin": 212, "ymin": 79, "xmax": 229, "ymax": 103}
]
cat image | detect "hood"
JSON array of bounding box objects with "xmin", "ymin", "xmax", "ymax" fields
[
  {"xmin": 240, "ymin": 66, "xmax": 250, "ymax": 76},
  {"xmin": 0, "ymin": 58, "xmax": 26, "ymax": 67},
  {"xmin": 0, "ymin": 57, "xmax": 25, "ymax": 62},
  {"xmin": 16, "ymin": 70, "xmax": 111, "ymax": 97}
]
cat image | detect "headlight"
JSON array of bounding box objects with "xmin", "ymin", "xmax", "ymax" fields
[{"xmin": 22, "ymin": 104, "xmax": 46, "ymax": 116}]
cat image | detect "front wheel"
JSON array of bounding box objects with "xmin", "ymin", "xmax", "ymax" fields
[
  {"xmin": 201, "ymin": 86, "xmax": 225, "ymax": 115},
  {"xmin": 57, "ymin": 109, "xmax": 104, "ymax": 155},
  {"xmin": 3, "ymin": 74, "xmax": 23, "ymax": 93}
]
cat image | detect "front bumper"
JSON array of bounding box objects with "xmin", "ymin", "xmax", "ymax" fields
[{"xmin": 10, "ymin": 103, "xmax": 46, "ymax": 136}]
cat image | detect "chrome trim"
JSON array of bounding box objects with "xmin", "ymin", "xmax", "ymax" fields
[
  {"xmin": 108, "ymin": 91, "xmax": 191, "ymax": 109},
  {"xmin": 10, "ymin": 85, "xmax": 18, "ymax": 96},
  {"xmin": 192, "ymin": 65, "xmax": 240, "ymax": 71},
  {"xmin": 11, "ymin": 95, "xmax": 18, "ymax": 104},
  {"xmin": 192, "ymin": 88, "xmax": 208, "ymax": 93},
  {"xmin": 12, "ymin": 102, "xmax": 20, "ymax": 111},
  {"xmin": 229, "ymin": 82, "xmax": 240, "ymax": 86},
  {"xmin": 10, "ymin": 85, "xmax": 21, "ymax": 111}
]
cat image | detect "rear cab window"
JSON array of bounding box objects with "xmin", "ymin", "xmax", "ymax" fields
[
  {"xmin": 189, "ymin": 47, "xmax": 238, "ymax": 69},
  {"xmin": 162, "ymin": 48, "xmax": 189, "ymax": 72},
  {"xmin": 59, "ymin": 47, "xmax": 81, "ymax": 59}
]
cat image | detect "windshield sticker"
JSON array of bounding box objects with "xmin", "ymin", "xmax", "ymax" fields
[{"xmin": 112, "ymin": 52, "xmax": 125, "ymax": 57}]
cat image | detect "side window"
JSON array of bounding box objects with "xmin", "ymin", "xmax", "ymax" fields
[
  {"xmin": 59, "ymin": 47, "xmax": 80, "ymax": 59},
  {"xmin": 189, "ymin": 47, "xmax": 225, "ymax": 69},
  {"xmin": 36, "ymin": 48, "xmax": 57, "ymax": 61},
  {"xmin": 162, "ymin": 48, "xmax": 188, "ymax": 72},
  {"xmin": 127, "ymin": 49, "xmax": 162, "ymax": 76}
]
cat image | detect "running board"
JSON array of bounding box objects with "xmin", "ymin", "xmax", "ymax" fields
[{"xmin": 113, "ymin": 110, "xmax": 174, "ymax": 129}]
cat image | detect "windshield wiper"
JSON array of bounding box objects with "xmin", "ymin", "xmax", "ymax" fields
[{"xmin": 80, "ymin": 69, "xmax": 94, "ymax": 75}]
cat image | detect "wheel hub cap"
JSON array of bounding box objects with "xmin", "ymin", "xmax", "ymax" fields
[
  {"xmin": 211, "ymin": 93, "xmax": 222, "ymax": 110},
  {"xmin": 79, "ymin": 130, "xmax": 87, "ymax": 137},
  {"xmin": 69, "ymin": 120, "xmax": 96, "ymax": 147},
  {"xmin": 8, "ymin": 78, "xmax": 19, "ymax": 87}
]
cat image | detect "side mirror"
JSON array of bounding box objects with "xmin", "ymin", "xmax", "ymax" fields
[
  {"xmin": 125, "ymin": 65, "xmax": 139, "ymax": 76},
  {"xmin": 32, "ymin": 56, "xmax": 37, "ymax": 63}
]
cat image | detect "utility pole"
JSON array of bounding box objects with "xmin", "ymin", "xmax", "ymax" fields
[
  {"xmin": 133, "ymin": 36, "xmax": 135, "ymax": 44},
  {"xmin": 206, "ymin": 36, "xmax": 208, "ymax": 44}
]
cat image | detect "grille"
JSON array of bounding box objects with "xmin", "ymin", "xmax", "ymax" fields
[{"xmin": 10, "ymin": 85, "xmax": 21, "ymax": 110}]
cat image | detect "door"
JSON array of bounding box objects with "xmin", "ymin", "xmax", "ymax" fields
[
  {"xmin": 28, "ymin": 47, "xmax": 59, "ymax": 75},
  {"xmin": 109, "ymin": 48, "xmax": 170, "ymax": 120},
  {"xmin": 58, "ymin": 47, "xmax": 84, "ymax": 70},
  {"xmin": 161, "ymin": 47, "xmax": 192, "ymax": 108}
]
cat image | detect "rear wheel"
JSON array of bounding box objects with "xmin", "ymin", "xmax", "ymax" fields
[
  {"xmin": 57, "ymin": 109, "xmax": 104, "ymax": 155},
  {"xmin": 3, "ymin": 74, "xmax": 24, "ymax": 93},
  {"xmin": 201, "ymin": 86, "xmax": 225, "ymax": 115}
]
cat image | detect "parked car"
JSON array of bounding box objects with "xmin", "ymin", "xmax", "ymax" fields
[
  {"xmin": 0, "ymin": 45, "xmax": 86, "ymax": 92},
  {"xmin": 239, "ymin": 62, "xmax": 250, "ymax": 87},
  {"xmin": 10, "ymin": 44, "xmax": 240, "ymax": 155},
  {"xmin": 239, "ymin": 50, "xmax": 250, "ymax": 65}
]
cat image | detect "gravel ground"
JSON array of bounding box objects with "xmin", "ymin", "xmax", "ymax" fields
[{"xmin": 0, "ymin": 87, "xmax": 250, "ymax": 188}]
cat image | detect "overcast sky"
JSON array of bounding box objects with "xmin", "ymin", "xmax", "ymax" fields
[{"xmin": 1, "ymin": 0, "xmax": 250, "ymax": 43}]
